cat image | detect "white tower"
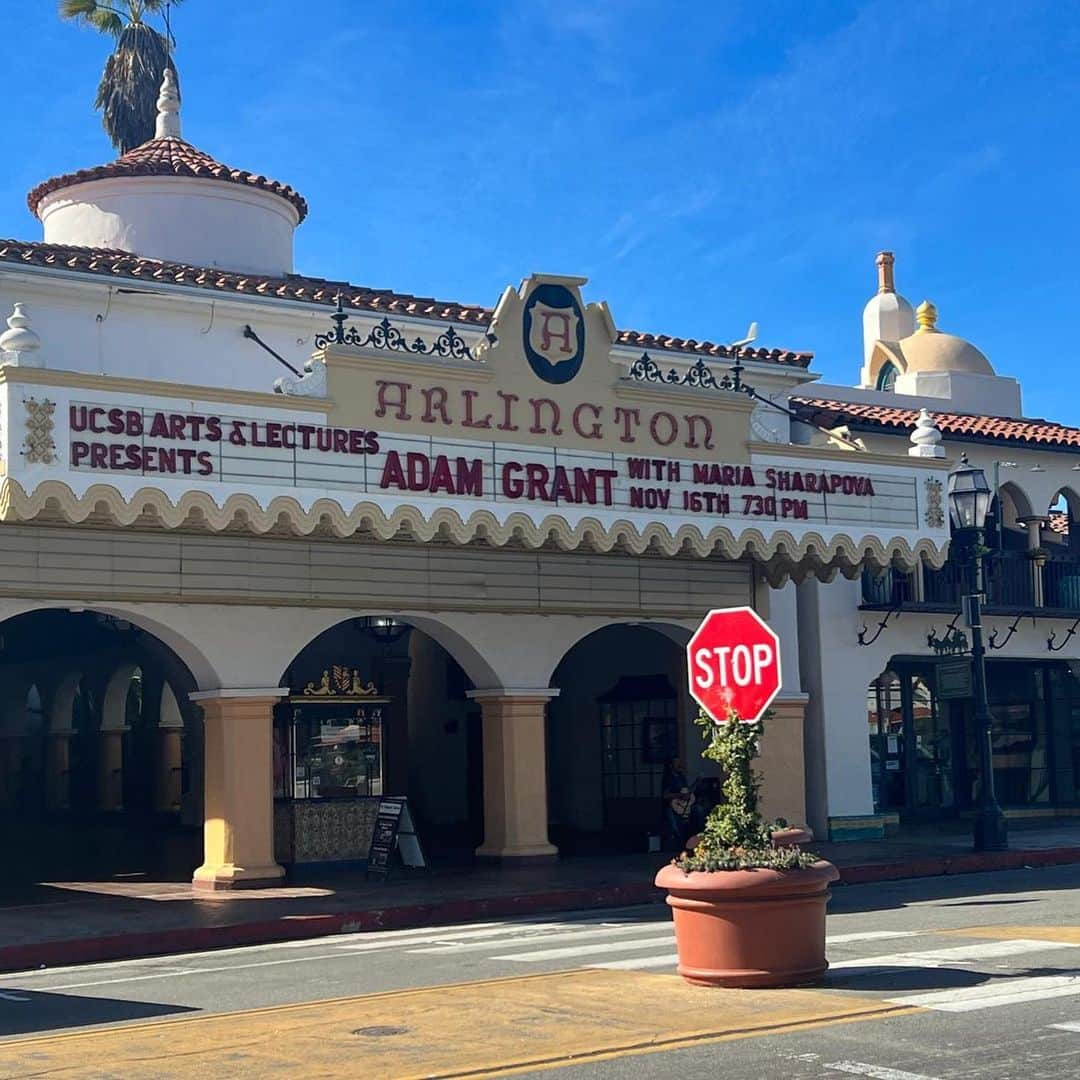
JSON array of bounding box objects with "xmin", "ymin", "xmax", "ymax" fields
[{"xmin": 860, "ymin": 252, "xmax": 915, "ymax": 386}]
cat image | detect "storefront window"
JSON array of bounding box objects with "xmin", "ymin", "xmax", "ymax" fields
[
  {"xmin": 276, "ymin": 703, "xmax": 385, "ymax": 799},
  {"xmin": 867, "ymin": 672, "xmax": 904, "ymax": 812},
  {"xmin": 982, "ymin": 665, "xmax": 1050, "ymax": 804}
]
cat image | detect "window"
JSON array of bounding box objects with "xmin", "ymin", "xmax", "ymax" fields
[
  {"xmin": 876, "ymin": 361, "xmax": 898, "ymax": 392},
  {"xmin": 276, "ymin": 704, "xmax": 384, "ymax": 799}
]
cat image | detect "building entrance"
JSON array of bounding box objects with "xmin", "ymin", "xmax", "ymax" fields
[{"xmin": 869, "ymin": 658, "xmax": 1080, "ymax": 820}]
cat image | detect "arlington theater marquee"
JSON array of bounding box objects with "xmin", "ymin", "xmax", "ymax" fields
[{"xmin": 0, "ymin": 274, "xmax": 949, "ymax": 583}]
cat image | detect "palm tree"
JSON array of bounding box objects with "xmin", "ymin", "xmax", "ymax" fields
[{"xmin": 59, "ymin": 1, "xmax": 184, "ymax": 154}]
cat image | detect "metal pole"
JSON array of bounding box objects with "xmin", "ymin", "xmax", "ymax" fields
[{"xmin": 966, "ymin": 533, "xmax": 1008, "ymax": 851}]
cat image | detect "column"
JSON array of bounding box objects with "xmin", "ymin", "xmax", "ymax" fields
[
  {"xmin": 468, "ymin": 689, "xmax": 558, "ymax": 859},
  {"xmin": 45, "ymin": 728, "xmax": 73, "ymax": 810},
  {"xmin": 156, "ymin": 683, "xmax": 184, "ymax": 813},
  {"xmin": 189, "ymin": 689, "xmax": 286, "ymax": 890},
  {"xmin": 97, "ymin": 727, "xmax": 126, "ymax": 811},
  {"xmin": 378, "ymin": 654, "xmax": 412, "ymax": 795},
  {"xmin": 1020, "ymin": 517, "xmax": 1047, "ymax": 607}
]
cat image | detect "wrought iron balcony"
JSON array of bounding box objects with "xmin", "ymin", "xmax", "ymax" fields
[{"xmin": 861, "ymin": 551, "xmax": 1080, "ymax": 614}]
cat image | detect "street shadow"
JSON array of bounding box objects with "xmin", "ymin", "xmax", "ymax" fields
[
  {"xmin": 824, "ymin": 963, "xmax": 1080, "ymax": 993},
  {"xmin": 0, "ymin": 990, "xmax": 196, "ymax": 1036},
  {"xmin": 937, "ymin": 898, "xmax": 1043, "ymax": 906},
  {"xmin": 828, "ymin": 863, "xmax": 1080, "ymax": 915}
]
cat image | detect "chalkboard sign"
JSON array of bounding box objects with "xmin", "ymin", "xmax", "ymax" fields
[{"xmin": 366, "ymin": 796, "xmax": 426, "ymax": 880}]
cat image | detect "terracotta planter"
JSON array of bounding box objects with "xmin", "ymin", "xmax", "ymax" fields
[
  {"xmin": 771, "ymin": 826, "xmax": 813, "ymax": 848},
  {"xmin": 654, "ymin": 859, "xmax": 839, "ymax": 988}
]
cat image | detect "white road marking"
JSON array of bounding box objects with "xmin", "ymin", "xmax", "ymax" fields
[
  {"xmin": 890, "ymin": 974, "xmax": 1080, "ymax": 1012},
  {"xmin": 589, "ymin": 953, "xmax": 679, "ymax": 971},
  {"xmin": 0, "ymin": 991, "xmax": 30, "ymax": 1002},
  {"xmin": 824, "ymin": 1062, "xmax": 942, "ymax": 1080},
  {"xmin": 410, "ymin": 923, "xmax": 673, "ymax": 955},
  {"xmin": 17, "ymin": 952, "xmax": 352, "ymax": 992},
  {"xmin": 1049, "ymin": 1021, "xmax": 1080, "ymax": 1032},
  {"xmin": 826, "ymin": 931, "xmax": 918, "ymax": 946},
  {"xmin": 494, "ymin": 934, "xmax": 678, "ymax": 963},
  {"xmin": 831, "ymin": 938, "xmax": 1076, "ymax": 970}
]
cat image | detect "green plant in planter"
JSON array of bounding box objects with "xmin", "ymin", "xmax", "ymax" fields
[{"xmin": 676, "ymin": 707, "xmax": 819, "ymax": 872}]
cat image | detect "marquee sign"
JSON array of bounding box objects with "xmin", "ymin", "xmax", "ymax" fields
[
  {"xmin": 53, "ymin": 397, "xmax": 917, "ymax": 530},
  {"xmin": 0, "ymin": 272, "xmax": 951, "ymax": 575}
]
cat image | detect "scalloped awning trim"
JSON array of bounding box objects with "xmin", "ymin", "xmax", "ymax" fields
[{"xmin": 0, "ymin": 479, "xmax": 948, "ymax": 586}]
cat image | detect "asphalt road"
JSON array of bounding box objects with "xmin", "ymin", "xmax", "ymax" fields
[{"xmin": 0, "ymin": 864, "xmax": 1078, "ymax": 1078}]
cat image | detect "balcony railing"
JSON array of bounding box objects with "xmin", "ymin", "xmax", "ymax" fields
[{"xmin": 862, "ymin": 551, "xmax": 1080, "ymax": 613}]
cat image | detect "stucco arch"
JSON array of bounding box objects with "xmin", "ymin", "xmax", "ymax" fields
[
  {"xmin": 101, "ymin": 662, "xmax": 140, "ymax": 731},
  {"xmin": 545, "ymin": 619, "xmax": 695, "ymax": 688},
  {"xmin": 50, "ymin": 670, "xmax": 82, "ymax": 734},
  {"xmin": 1049, "ymin": 486, "xmax": 1080, "ymax": 521},
  {"xmin": 997, "ymin": 481, "xmax": 1035, "ymax": 524}
]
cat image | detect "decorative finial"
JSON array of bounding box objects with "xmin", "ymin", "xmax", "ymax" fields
[
  {"xmin": 154, "ymin": 67, "xmax": 181, "ymax": 140},
  {"xmin": 0, "ymin": 303, "xmax": 42, "ymax": 367},
  {"xmin": 909, "ymin": 408, "xmax": 945, "ymax": 459},
  {"xmin": 876, "ymin": 251, "xmax": 896, "ymax": 294},
  {"xmin": 915, "ymin": 300, "xmax": 938, "ymax": 333}
]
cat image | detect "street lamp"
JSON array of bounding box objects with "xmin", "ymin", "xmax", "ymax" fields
[{"xmin": 947, "ymin": 454, "xmax": 1009, "ymax": 852}]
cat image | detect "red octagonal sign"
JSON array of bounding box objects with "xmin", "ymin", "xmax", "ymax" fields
[{"xmin": 687, "ymin": 606, "xmax": 782, "ymax": 723}]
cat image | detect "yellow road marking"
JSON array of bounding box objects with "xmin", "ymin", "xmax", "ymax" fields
[
  {"xmin": 0, "ymin": 969, "xmax": 920, "ymax": 1079},
  {"xmin": 943, "ymin": 925, "xmax": 1080, "ymax": 945}
]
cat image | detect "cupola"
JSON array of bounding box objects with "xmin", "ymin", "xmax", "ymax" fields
[
  {"xmin": 860, "ymin": 251, "xmax": 915, "ymax": 383},
  {"xmin": 26, "ymin": 71, "xmax": 306, "ymax": 276}
]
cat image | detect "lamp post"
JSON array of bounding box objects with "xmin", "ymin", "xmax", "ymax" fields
[{"xmin": 947, "ymin": 454, "xmax": 1009, "ymax": 851}]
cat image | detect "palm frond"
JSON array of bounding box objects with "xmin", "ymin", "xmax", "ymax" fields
[
  {"xmin": 94, "ymin": 22, "xmax": 178, "ymax": 152},
  {"xmin": 58, "ymin": 0, "xmax": 125, "ymax": 37}
]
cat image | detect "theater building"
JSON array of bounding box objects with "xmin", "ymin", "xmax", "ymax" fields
[
  {"xmin": 0, "ymin": 76, "xmax": 955, "ymax": 886},
  {"xmin": 788, "ymin": 253, "xmax": 1080, "ymax": 840}
]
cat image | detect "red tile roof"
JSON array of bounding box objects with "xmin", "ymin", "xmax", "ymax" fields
[
  {"xmin": 792, "ymin": 396, "xmax": 1080, "ymax": 450},
  {"xmin": 27, "ymin": 138, "xmax": 308, "ymax": 223},
  {"xmin": 0, "ymin": 238, "xmax": 813, "ymax": 365}
]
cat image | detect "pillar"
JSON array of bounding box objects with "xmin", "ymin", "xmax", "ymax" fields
[
  {"xmin": 758, "ymin": 696, "xmax": 809, "ymax": 829},
  {"xmin": 1020, "ymin": 517, "xmax": 1047, "ymax": 607},
  {"xmin": 468, "ymin": 689, "xmax": 558, "ymax": 859},
  {"xmin": 189, "ymin": 689, "xmax": 286, "ymax": 890},
  {"xmin": 46, "ymin": 729, "xmax": 72, "ymax": 810},
  {"xmin": 97, "ymin": 728, "xmax": 126, "ymax": 811},
  {"xmin": 379, "ymin": 654, "xmax": 412, "ymax": 795},
  {"xmin": 156, "ymin": 683, "xmax": 184, "ymax": 813}
]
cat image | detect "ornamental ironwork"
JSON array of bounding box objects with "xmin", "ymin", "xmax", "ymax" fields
[
  {"xmin": 627, "ymin": 352, "xmax": 754, "ymax": 396},
  {"xmin": 314, "ymin": 294, "xmax": 480, "ymax": 361}
]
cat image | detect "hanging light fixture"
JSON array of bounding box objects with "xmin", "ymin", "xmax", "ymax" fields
[{"xmin": 356, "ymin": 616, "xmax": 408, "ymax": 644}]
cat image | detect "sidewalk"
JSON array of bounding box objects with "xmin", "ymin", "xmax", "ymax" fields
[{"xmin": 1, "ymin": 821, "xmax": 1078, "ymax": 974}]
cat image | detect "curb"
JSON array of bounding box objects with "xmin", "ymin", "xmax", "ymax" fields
[{"xmin": 2, "ymin": 846, "xmax": 1078, "ymax": 974}]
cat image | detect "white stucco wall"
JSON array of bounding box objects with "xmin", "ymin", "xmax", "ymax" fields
[{"xmin": 38, "ymin": 177, "xmax": 299, "ymax": 277}]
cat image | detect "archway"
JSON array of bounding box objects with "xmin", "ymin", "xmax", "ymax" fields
[
  {"xmin": 0, "ymin": 609, "xmax": 201, "ymax": 882},
  {"xmin": 274, "ymin": 615, "xmax": 483, "ymax": 870},
  {"xmin": 546, "ymin": 622, "xmax": 693, "ymax": 853}
]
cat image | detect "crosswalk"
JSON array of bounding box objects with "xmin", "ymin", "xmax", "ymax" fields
[{"xmin": 317, "ymin": 912, "xmax": 1080, "ymax": 1018}]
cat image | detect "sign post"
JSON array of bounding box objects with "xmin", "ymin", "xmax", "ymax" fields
[{"xmin": 687, "ymin": 606, "xmax": 782, "ymax": 722}]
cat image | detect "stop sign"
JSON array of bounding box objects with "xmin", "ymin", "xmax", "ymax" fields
[{"xmin": 687, "ymin": 606, "xmax": 782, "ymax": 722}]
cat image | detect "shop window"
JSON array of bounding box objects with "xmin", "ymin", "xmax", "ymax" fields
[
  {"xmin": 275, "ymin": 668, "xmax": 391, "ymax": 801},
  {"xmin": 598, "ymin": 675, "xmax": 677, "ymax": 813},
  {"xmin": 982, "ymin": 665, "xmax": 1050, "ymax": 805},
  {"xmin": 867, "ymin": 672, "xmax": 904, "ymax": 812}
]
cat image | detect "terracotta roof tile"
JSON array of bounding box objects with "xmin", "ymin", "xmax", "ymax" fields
[
  {"xmin": 27, "ymin": 138, "xmax": 308, "ymax": 223},
  {"xmin": 0, "ymin": 237, "xmax": 812, "ymax": 366},
  {"xmin": 1049, "ymin": 511, "xmax": 1070, "ymax": 535},
  {"xmin": 792, "ymin": 396, "xmax": 1080, "ymax": 450}
]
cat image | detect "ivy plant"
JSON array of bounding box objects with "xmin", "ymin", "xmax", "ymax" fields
[{"xmin": 676, "ymin": 707, "xmax": 819, "ymax": 873}]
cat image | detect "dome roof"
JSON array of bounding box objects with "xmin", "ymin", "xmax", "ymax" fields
[
  {"xmin": 896, "ymin": 300, "xmax": 994, "ymax": 376},
  {"xmin": 27, "ymin": 135, "xmax": 307, "ymax": 223}
]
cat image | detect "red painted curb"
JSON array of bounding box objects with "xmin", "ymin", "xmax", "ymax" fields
[{"xmin": 1, "ymin": 847, "xmax": 1077, "ymax": 974}]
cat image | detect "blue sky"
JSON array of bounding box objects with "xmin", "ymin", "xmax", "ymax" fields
[{"xmin": 4, "ymin": 1, "xmax": 1078, "ymax": 421}]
